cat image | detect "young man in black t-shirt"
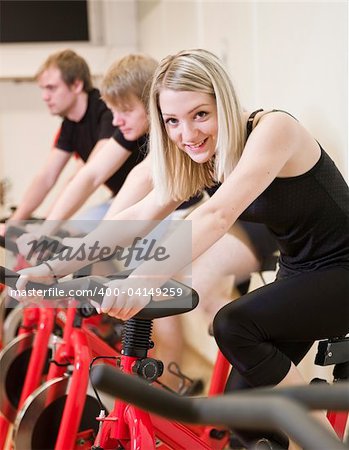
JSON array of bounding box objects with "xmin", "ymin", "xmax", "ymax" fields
[
  {"xmin": 16, "ymin": 54, "xmax": 157, "ymax": 238},
  {"xmin": 25, "ymin": 54, "xmax": 203, "ymax": 238},
  {"xmin": 2, "ymin": 49, "xmax": 116, "ymax": 232}
]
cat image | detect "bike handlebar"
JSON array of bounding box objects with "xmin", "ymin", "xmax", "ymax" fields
[
  {"xmin": 90, "ymin": 364, "xmax": 348, "ymax": 450},
  {"xmin": 0, "ymin": 234, "xmax": 18, "ymax": 254},
  {"xmin": 1, "ymin": 228, "xmax": 73, "ymax": 259},
  {"xmin": 6, "ymin": 224, "xmax": 71, "ymax": 239},
  {"xmin": 1, "ymin": 227, "xmax": 66, "ymax": 256},
  {"xmin": 0, "ymin": 266, "xmax": 199, "ymax": 320},
  {"xmin": 5, "ymin": 225, "xmax": 27, "ymax": 239}
]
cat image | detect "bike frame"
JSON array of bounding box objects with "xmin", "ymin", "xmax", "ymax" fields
[
  {"xmin": 40, "ymin": 302, "xmax": 120, "ymax": 450},
  {"xmin": 0, "ymin": 305, "xmax": 53, "ymax": 449},
  {"xmin": 0, "ymin": 299, "xmax": 120, "ymax": 450},
  {"xmin": 328, "ymin": 411, "xmax": 348, "ymax": 440},
  {"xmin": 94, "ymin": 337, "xmax": 231, "ymax": 450},
  {"xmin": 1, "ymin": 262, "xmax": 347, "ymax": 449},
  {"xmin": 94, "ymin": 341, "xmax": 348, "ymax": 450},
  {"xmin": 94, "ymin": 354, "xmax": 230, "ymax": 450}
]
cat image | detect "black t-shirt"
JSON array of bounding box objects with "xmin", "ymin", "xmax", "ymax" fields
[
  {"xmin": 57, "ymin": 88, "xmax": 115, "ymax": 159},
  {"xmin": 56, "ymin": 88, "xmax": 125, "ymax": 195},
  {"xmin": 239, "ymin": 145, "xmax": 349, "ymax": 277},
  {"xmin": 108, "ymin": 128, "xmax": 148, "ymax": 194}
]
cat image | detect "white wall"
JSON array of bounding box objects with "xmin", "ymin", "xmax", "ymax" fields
[
  {"xmin": 1, "ymin": 1, "xmax": 347, "ymax": 214},
  {"xmin": 137, "ymin": 0, "xmax": 348, "ymax": 178}
]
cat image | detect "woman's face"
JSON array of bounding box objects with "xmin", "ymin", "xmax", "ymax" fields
[{"xmin": 159, "ymin": 89, "xmax": 218, "ymax": 164}]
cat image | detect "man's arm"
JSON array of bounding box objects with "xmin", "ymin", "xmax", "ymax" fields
[
  {"xmin": 35, "ymin": 138, "xmax": 131, "ymax": 236},
  {"xmin": 43, "ymin": 156, "xmax": 84, "ymax": 217},
  {"xmin": 16, "ymin": 188, "xmax": 180, "ymax": 281},
  {"xmin": 104, "ymin": 154, "xmax": 153, "ymax": 219},
  {"xmin": 9, "ymin": 147, "xmax": 71, "ymax": 221}
]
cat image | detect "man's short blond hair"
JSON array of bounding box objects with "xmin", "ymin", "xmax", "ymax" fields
[
  {"xmin": 101, "ymin": 54, "xmax": 158, "ymax": 109},
  {"xmin": 36, "ymin": 49, "xmax": 93, "ymax": 92}
]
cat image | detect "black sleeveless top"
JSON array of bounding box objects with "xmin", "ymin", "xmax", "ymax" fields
[{"xmin": 239, "ymin": 109, "xmax": 349, "ymax": 277}]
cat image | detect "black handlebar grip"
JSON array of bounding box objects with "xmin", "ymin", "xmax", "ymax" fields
[
  {"xmin": 5, "ymin": 225, "xmax": 27, "ymax": 239},
  {"xmin": 90, "ymin": 364, "xmax": 349, "ymax": 420},
  {"xmin": 0, "ymin": 266, "xmax": 58, "ymax": 294},
  {"xmin": 0, "ymin": 235, "xmax": 19, "ymax": 254},
  {"xmin": 46, "ymin": 272, "xmax": 199, "ymax": 319},
  {"xmin": 90, "ymin": 365, "xmax": 349, "ymax": 450},
  {"xmin": 0, "ymin": 267, "xmax": 199, "ymax": 319},
  {"xmin": 91, "ymin": 364, "xmax": 195, "ymax": 422}
]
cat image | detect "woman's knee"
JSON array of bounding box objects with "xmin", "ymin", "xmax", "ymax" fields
[
  {"xmin": 213, "ymin": 300, "xmax": 253, "ymax": 349},
  {"xmin": 212, "ymin": 304, "xmax": 231, "ymax": 344}
]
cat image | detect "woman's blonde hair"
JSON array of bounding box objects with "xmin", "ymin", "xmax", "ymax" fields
[
  {"xmin": 149, "ymin": 49, "xmax": 246, "ymax": 202},
  {"xmin": 101, "ymin": 54, "xmax": 158, "ymax": 110}
]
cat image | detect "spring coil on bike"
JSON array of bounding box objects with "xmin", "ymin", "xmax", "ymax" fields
[{"xmin": 122, "ymin": 318, "xmax": 153, "ymax": 358}]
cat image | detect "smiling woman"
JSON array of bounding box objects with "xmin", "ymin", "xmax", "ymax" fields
[
  {"xmin": 160, "ymin": 90, "xmax": 218, "ymax": 164},
  {"xmin": 144, "ymin": 48, "xmax": 349, "ymax": 449},
  {"xmin": 150, "ymin": 50, "xmax": 246, "ymax": 203}
]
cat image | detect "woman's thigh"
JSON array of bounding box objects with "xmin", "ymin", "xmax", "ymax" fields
[
  {"xmin": 191, "ymin": 228, "xmax": 261, "ymax": 318},
  {"xmin": 216, "ymin": 266, "xmax": 349, "ymax": 344}
]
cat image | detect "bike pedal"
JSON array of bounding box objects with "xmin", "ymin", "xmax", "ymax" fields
[
  {"xmin": 178, "ymin": 377, "xmax": 204, "ymax": 396},
  {"xmin": 253, "ymin": 438, "xmax": 285, "ymax": 450},
  {"xmin": 168, "ymin": 361, "xmax": 204, "ymax": 396},
  {"xmin": 229, "ymin": 434, "xmax": 245, "ymax": 449}
]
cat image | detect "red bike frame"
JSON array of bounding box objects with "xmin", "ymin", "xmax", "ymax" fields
[
  {"xmin": 40, "ymin": 302, "xmax": 120, "ymax": 450},
  {"xmin": 0, "ymin": 305, "xmax": 53, "ymax": 449},
  {"xmin": 94, "ymin": 346, "xmax": 231, "ymax": 450},
  {"xmin": 0, "ymin": 299, "xmax": 120, "ymax": 450},
  {"xmin": 1, "ymin": 262, "xmax": 347, "ymax": 449},
  {"xmin": 94, "ymin": 343, "xmax": 348, "ymax": 450}
]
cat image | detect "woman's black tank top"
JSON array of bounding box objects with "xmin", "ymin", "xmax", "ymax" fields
[{"xmin": 239, "ymin": 109, "xmax": 349, "ymax": 277}]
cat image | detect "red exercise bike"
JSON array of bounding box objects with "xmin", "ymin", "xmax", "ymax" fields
[{"xmin": 2, "ymin": 266, "xmax": 348, "ymax": 450}]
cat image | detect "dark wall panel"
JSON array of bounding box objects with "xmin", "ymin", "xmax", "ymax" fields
[{"xmin": 0, "ymin": 0, "xmax": 89, "ymax": 43}]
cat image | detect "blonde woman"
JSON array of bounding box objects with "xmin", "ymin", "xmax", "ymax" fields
[
  {"xmin": 15, "ymin": 51, "xmax": 277, "ymax": 393},
  {"xmin": 103, "ymin": 49, "xmax": 348, "ymax": 448}
]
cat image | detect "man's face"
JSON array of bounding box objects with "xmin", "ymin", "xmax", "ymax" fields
[
  {"xmin": 108, "ymin": 95, "xmax": 149, "ymax": 141},
  {"xmin": 38, "ymin": 66, "xmax": 80, "ymax": 117}
]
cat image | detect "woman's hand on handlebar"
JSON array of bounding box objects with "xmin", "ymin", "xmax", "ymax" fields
[
  {"xmin": 100, "ymin": 276, "xmax": 157, "ymax": 320},
  {"xmin": 3, "ymin": 265, "xmax": 53, "ymax": 305}
]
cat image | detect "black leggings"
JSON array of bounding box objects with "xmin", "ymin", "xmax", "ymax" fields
[{"xmin": 213, "ymin": 266, "xmax": 349, "ymax": 390}]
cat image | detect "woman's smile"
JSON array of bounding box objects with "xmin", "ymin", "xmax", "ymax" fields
[{"xmin": 185, "ymin": 138, "xmax": 208, "ymax": 152}]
